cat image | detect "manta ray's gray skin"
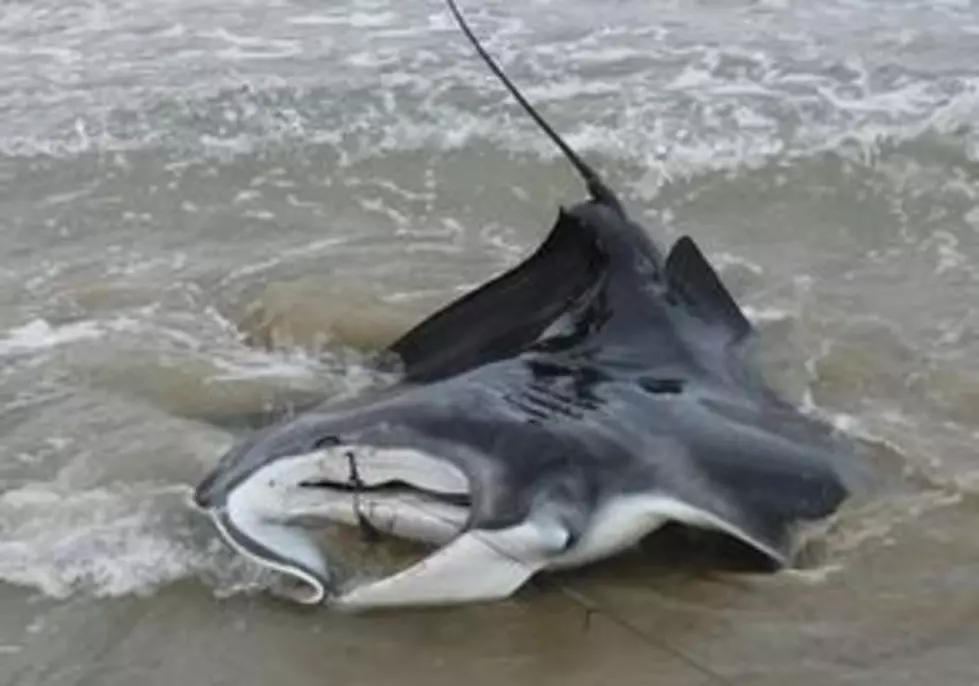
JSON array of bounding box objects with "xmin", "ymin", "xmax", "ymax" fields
[
  {"xmin": 191, "ymin": 198, "xmax": 856, "ymax": 610},
  {"xmin": 191, "ymin": 1, "xmax": 860, "ymax": 611}
]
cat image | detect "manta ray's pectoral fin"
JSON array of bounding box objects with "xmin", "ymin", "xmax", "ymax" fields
[
  {"xmin": 328, "ymin": 517, "xmax": 571, "ymax": 611},
  {"xmin": 388, "ymin": 210, "xmax": 606, "ymax": 385}
]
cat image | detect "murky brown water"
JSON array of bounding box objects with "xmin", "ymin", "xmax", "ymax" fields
[{"xmin": 3, "ymin": 0, "xmax": 979, "ymax": 684}]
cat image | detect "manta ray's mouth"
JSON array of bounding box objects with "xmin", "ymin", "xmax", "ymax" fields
[
  {"xmin": 199, "ymin": 447, "xmax": 474, "ymax": 606},
  {"xmin": 298, "ymin": 477, "xmax": 473, "ymax": 507}
]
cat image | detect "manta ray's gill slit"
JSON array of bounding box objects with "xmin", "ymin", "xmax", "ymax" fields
[
  {"xmin": 505, "ymin": 382, "xmax": 589, "ymax": 422},
  {"xmin": 502, "ymin": 394, "xmax": 562, "ymax": 424},
  {"xmin": 528, "ymin": 390, "xmax": 586, "ymax": 418}
]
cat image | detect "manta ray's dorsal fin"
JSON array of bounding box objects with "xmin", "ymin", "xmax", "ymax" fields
[
  {"xmin": 665, "ymin": 236, "xmax": 753, "ymax": 343},
  {"xmin": 445, "ymin": 0, "xmax": 622, "ymax": 213}
]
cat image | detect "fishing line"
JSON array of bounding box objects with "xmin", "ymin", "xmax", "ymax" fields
[{"xmin": 444, "ymin": 0, "xmax": 622, "ymax": 212}]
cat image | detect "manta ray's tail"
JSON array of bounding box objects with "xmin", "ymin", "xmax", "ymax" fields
[{"xmin": 445, "ymin": 0, "xmax": 622, "ymax": 212}]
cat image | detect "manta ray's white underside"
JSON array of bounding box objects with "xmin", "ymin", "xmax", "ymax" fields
[{"xmin": 208, "ymin": 444, "xmax": 784, "ymax": 611}]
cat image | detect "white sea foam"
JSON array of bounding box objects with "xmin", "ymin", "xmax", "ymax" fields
[
  {"xmin": 0, "ymin": 0, "xmax": 975, "ymax": 183},
  {"xmin": 0, "ymin": 483, "xmax": 274, "ymax": 599},
  {"xmin": 0, "ymin": 320, "xmax": 103, "ymax": 357}
]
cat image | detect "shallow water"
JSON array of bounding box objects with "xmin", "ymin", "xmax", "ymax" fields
[{"xmin": 2, "ymin": 0, "xmax": 979, "ymax": 684}]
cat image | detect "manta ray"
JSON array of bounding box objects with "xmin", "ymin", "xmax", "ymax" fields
[{"xmin": 191, "ymin": 0, "xmax": 861, "ymax": 611}]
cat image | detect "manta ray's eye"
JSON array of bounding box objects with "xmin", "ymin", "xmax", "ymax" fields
[
  {"xmin": 314, "ymin": 435, "xmax": 342, "ymax": 449},
  {"xmin": 639, "ymin": 377, "xmax": 684, "ymax": 395}
]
